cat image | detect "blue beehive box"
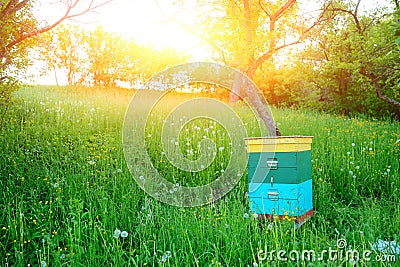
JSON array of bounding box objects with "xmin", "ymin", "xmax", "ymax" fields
[{"xmin": 244, "ymin": 136, "xmax": 314, "ymax": 223}]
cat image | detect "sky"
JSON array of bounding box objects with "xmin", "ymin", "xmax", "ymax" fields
[
  {"xmin": 34, "ymin": 0, "xmax": 212, "ymax": 59},
  {"xmin": 32, "ymin": 0, "xmax": 213, "ymax": 85},
  {"xmin": 31, "ymin": 0, "xmax": 385, "ymax": 85}
]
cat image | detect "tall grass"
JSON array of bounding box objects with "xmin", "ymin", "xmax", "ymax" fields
[{"xmin": 0, "ymin": 86, "xmax": 399, "ymax": 266}]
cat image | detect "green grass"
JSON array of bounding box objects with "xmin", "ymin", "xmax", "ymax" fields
[{"xmin": 0, "ymin": 86, "xmax": 399, "ymax": 266}]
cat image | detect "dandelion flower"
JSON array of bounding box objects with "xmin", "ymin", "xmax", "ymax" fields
[
  {"xmin": 113, "ymin": 229, "xmax": 121, "ymax": 238},
  {"xmin": 161, "ymin": 251, "xmax": 172, "ymax": 262},
  {"xmin": 121, "ymin": 231, "xmax": 128, "ymax": 238},
  {"xmin": 161, "ymin": 255, "xmax": 167, "ymax": 262},
  {"xmin": 349, "ymin": 258, "xmax": 357, "ymax": 266}
]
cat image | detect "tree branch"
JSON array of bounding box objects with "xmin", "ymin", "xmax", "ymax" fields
[
  {"xmin": 360, "ymin": 69, "xmax": 400, "ymax": 109},
  {"xmin": 1, "ymin": 0, "xmax": 114, "ymax": 59}
]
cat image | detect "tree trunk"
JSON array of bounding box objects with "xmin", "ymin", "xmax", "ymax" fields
[{"xmin": 361, "ymin": 70, "xmax": 400, "ymax": 110}]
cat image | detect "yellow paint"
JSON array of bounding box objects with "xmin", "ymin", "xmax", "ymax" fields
[{"xmin": 244, "ymin": 136, "xmax": 313, "ymax": 152}]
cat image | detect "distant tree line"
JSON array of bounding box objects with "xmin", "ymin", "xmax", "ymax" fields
[{"xmin": 35, "ymin": 25, "xmax": 188, "ymax": 88}]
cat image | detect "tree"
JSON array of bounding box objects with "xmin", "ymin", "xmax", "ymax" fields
[
  {"xmin": 296, "ymin": 0, "xmax": 400, "ymax": 116},
  {"xmin": 38, "ymin": 24, "xmax": 90, "ymax": 86},
  {"xmin": 37, "ymin": 24, "xmax": 190, "ymax": 88},
  {"xmin": 0, "ymin": 0, "xmax": 113, "ymax": 121},
  {"xmin": 181, "ymin": 0, "xmax": 334, "ymax": 134}
]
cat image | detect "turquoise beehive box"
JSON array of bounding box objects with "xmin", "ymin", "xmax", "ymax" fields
[{"xmin": 244, "ymin": 136, "xmax": 314, "ymax": 223}]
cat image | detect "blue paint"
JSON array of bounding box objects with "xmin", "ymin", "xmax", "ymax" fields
[{"xmin": 249, "ymin": 179, "xmax": 313, "ymax": 216}]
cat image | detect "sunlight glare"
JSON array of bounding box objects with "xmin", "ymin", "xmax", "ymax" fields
[{"xmin": 93, "ymin": 0, "xmax": 211, "ymax": 60}]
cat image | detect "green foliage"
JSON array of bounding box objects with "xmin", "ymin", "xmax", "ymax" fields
[
  {"xmin": 0, "ymin": 0, "xmax": 37, "ymax": 103},
  {"xmin": 37, "ymin": 25, "xmax": 189, "ymax": 88},
  {"xmin": 275, "ymin": 0, "xmax": 400, "ymax": 118}
]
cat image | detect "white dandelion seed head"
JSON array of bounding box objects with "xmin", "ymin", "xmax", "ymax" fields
[
  {"xmin": 349, "ymin": 258, "xmax": 357, "ymax": 266},
  {"xmin": 351, "ymin": 143, "xmax": 355, "ymax": 147},
  {"xmin": 349, "ymin": 171, "xmax": 354, "ymax": 175},
  {"xmin": 243, "ymin": 213, "xmax": 249, "ymax": 219},
  {"xmin": 113, "ymin": 229, "xmax": 121, "ymax": 238},
  {"xmin": 347, "ymin": 152, "xmax": 351, "ymax": 155},
  {"xmin": 53, "ymin": 183, "xmax": 59, "ymax": 188},
  {"xmin": 161, "ymin": 255, "xmax": 167, "ymax": 262},
  {"xmin": 41, "ymin": 261, "xmax": 47, "ymax": 267},
  {"xmin": 120, "ymin": 231, "xmax": 128, "ymax": 238},
  {"xmin": 355, "ymin": 166, "xmax": 360, "ymax": 170}
]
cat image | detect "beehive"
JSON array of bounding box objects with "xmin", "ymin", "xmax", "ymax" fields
[{"xmin": 244, "ymin": 136, "xmax": 314, "ymax": 223}]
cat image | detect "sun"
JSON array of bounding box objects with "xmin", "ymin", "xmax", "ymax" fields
[{"xmin": 94, "ymin": 0, "xmax": 212, "ymax": 61}]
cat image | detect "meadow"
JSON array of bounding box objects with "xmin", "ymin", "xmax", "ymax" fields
[{"xmin": 0, "ymin": 86, "xmax": 399, "ymax": 266}]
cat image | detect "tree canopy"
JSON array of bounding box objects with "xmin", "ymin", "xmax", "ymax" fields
[{"xmin": 0, "ymin": 0, "xmax": 113, "ymax": 103}]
